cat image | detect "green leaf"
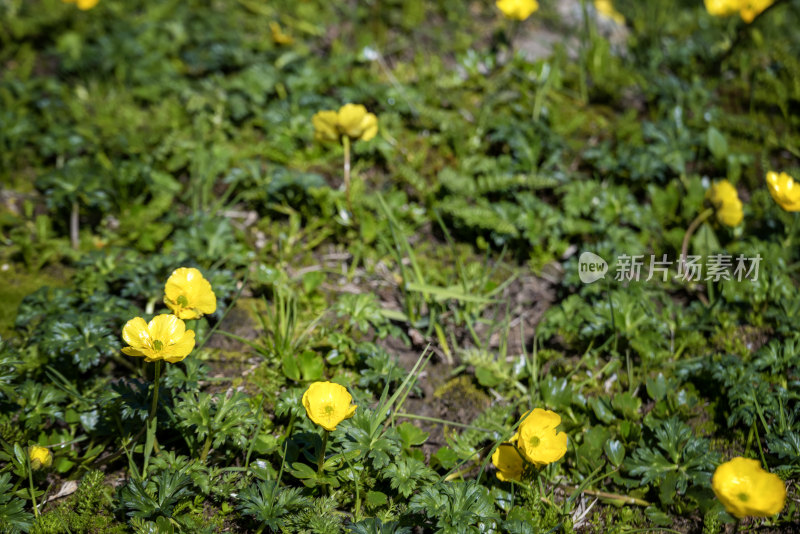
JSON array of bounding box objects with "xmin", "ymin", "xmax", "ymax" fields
[
  {"xmin": 397, "ymin": 422, "xmax": 429, "ymax": 448},
  {"xmin": 707, "ymin": 127, "xmax": 728, "ymax": 160},
  {"xmin": 382, "ymin": 457, "xmax": 436, "ymax": 497},
  {"xmin": 0, "ymin": 472, "xmax": 33, "ymax": 531},
  {"xmin": 298, "ymin": 350, "xmax": 324, "ymax": 381},
  {"xmin": 13, "ymin": 443, "xmax": 26, "ymax": 469},
  {"xmin": 588, "ymin": 396, "xmax": 616, "ymax": 424},
  {"xmin": 282, "ymin": 352, "xmax": 300, "ymax": 381},
  {"xmin": 645, "ymin": 505, "xmax": 672, "ymax": 526},
  {"xmin": 431, "ymin": 447, "xmax": 459, "ymax": 470},
  {"xmin": 646, "ymin": 374, "xmax": 668, "ymax": 401},
  {"xmin": 365, "ymin": 490, "xmax": 388, "ymax": 507},
  {"xmin": 583, "ymin": 426, "xmax": 611, "ymax": 450},
  {"xmin": 692, "ymin": 223, "xmax": 720, "ymax": 258},
  {"xmin": 289, "ymin": 462, "xmax": 317, "ymax": 480},
  {"xmin": 155, "ymin": 516, "xmax": 175, "ymax": 534},
  {"xmin": 611, "ymin": 392, "xmax": 641, "ymax": 420},
  {"xmin": 541, "ymin": 376, "xmax": 572, "ymax": 411},
  {"xmin": 474, "ymin": 367, "xmax": 502, "ymax": 388},
  {"xmin": 604, "ymin": 439, "xmax": 625, "ymax": 467},
  {"xmin": 302, "ymin": 271, "xmax": 324, "ymax": 293},
  {"xmin": 659, "ymin": 471, "xmax": 680, "ymax": 505},
  {"xmin": 54, "ymin": 456, "xmax": 75, "ymax": 473}
]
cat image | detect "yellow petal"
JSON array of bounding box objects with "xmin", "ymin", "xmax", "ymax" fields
[
  {"xmin": 704, "ymin": 0, "xmax": 739, "ymax": 16},
  {"xmin": 63, "ymin": 0, "xmax": 100, "ymax": 8},
  {"xmin": 717, "ymin": 200, "xmax": 743, "ymax": 227},
  {"xmin": 740, "ymin": 0, "xmax": 773, "ymax": 22},
  {"xmin": 517, "ymin": 410, "xmax": 568, "ymax": 467},
  {"xmin": 269, "ymin": 21, "xmax": 293, "ymax": 45},
  {"xmin": 164, "ymin": 267, "xmax": 217, "ymax": 319},
  {"xmin": 121, "ymin": 346, "xmax": 148, "ymax": 358},
  {"xmin": 312, "ymin": 110, "xmax": 340, "ymax": 142},
  {"xmin": 122, "ymin": 317, "xmax": 151, "ymax": 351},
  {"xmin": 29, "ymin": 446, "xmax": 52, "ymax": 469},
  {"xmin": 148, "ymin": 314, "xmax": 185, "ymax": 345},
  {"xmin": 492, "ymin": 443, "xmax": 525, "ymax": 481},
  {"xmin": 302, "ymin": 381, "xmax": 356, "ymax": 431},
  {"xmin": 519, "ymin": 408, "xmax": 562, "ymax": 433},
  {"xmin": 192, "ymin": 286, "xmax": 217, "ymax": 315},
  {"xmin": 496, "ymin": 0, "xmax": 539, "ymax": 20},
  {"xmin": 706, "ymin": 180, "xmax": 744, "ymax": 227},
  {"xmin": 712, "ymin": 457, "xmax": 786, "ymax": 518},
  {"xmin": 594, "ymin": 0, "xmax": 625, "ymax": 24},
  {"xmin": 161, "ymin": 330, "xmax": 196, "ymax": 363},
  {"xmin": 165, "ymin": 302, "xmax": 201, "ymax": 320},
  {"xmin": 766, "ymin": 171, "xmax": 800, "ymax": 212},
  {"xmin": 164, "ymin": 267, "xmax": 194, "ymax": 302},
  {"xmin": 532, "ymin": 432, "xmax": 568, "ymax": 465},
  {"xmin": 358, "ymin": 113, "xmax": 379, "ymax": 142},
  {"xmin": 337, "ymin": 104, "xmax": 369, "ymax": 139}
]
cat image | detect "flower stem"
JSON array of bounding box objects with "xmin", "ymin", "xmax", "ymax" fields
[
  {"xmin": 143, "ymin": 360, "xmax": 162, "ymax": 474},
  {"xmin": 578, "ymin": 488, "xmax": 650, "ymax": 506},
  {"xmin": 342, "ymin": 135, "xmax": 352, "ymax": 217},
  {"xmin": 444, "ymin": 463, "xmax": 477, "ymax": 481},
  {"xmin": 578, "ymin": 0, "xmax": 591, "ymax": 104},
  {"xmin": 317, "ymin": 430, "xmax": 329, "ymax": 476},
  {"xmin": 26, "ymin": 455, "xmax": 39, "ymax": 518},
  {"xmin": 680, "ymin": 208, "xmax": 714, "ymax": 269},
  {"xmin": 783, "ymin": 211, "xmax": 798, "ymax": 248},
  {"xmin": 149, "ymin": 361, "xmax": 161, "ymax": 425},
  {"xmin": 281, "ymin": 412, "xmax": 296, "ymax": 444},
  {"xmin": 70, "ymin": 200, "xmax": 79, "ymax": 250},
  {"xmin": 200, "ymin": 436, "xmax": 212, "ymax": 461},
  {"xmin": 604, "ymin": 276, "xmax": 617, "ymax": 355}
]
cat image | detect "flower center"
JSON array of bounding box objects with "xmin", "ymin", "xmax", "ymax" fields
[
  {"xmin": 737, "ymin": 492, "xmax": 749, "ymax": 502},
  {"xmin": 177, "ymin": 295, "xmax": 189, "ymax": 307},
  {"xmin": 152, "ymin": 340, "xmax": 163, "ymax": 352},
  {"xmin": 323, "ymin": 404, "xmax": 335, "ymax": 418},
  {"xmin": 529, "ymin": 436, "xmax": 541, "ymax": 448}
]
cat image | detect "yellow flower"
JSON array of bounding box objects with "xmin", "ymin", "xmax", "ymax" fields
[
  {"xmin": 337, "ymin": 104, "xmax": 379, "ymax": 142},
  {"xmin": 766, "ymin": 171, "xmax": 800, "ymax": 212},
  {"xmin": 492, "ymin": 443, "xmax": 525, "ymax": 482},
  {"xmin": 62, "ymin": 0, "xmax": 100, "ymax": 10},
  {"xmin": 269, "ymin": 22, "xmax": 293, "ymax": 45},
  {"xmin": 312, "ymin": 110, "xmax": 340, "ymax": 143},
  {"xmin": 496, "ymin": 0, "xmax": 539, "ymax": 20},
  {"xmin": 594, "ymin": 0, "xmax": 625, "ymax": 25},
  {"xmin": 302, "ymin": 381, "xmax": 357, "ymax": 431},
  {"xmin": 314, "ymin": 104, "xmax": 379, "ymax": 144},
  {"xmin": 121, "ymin": 314, "xmax": 196, "ymax": 363},
  {"xmin": 739, "ymin": 0, "xmax": 773, "ymax": 22},
  {"xmin": 514, "ymin": 408, "xmax": 567, "ymax": 467},
  {"xmin": 705, "ymin": 180, "xmax": 743, "ymax": 227},
  {"xmin": 704, "ymin": 0, "xmax": 740, "ymax": 17},
  {"xmin": 712, "ymin": 457, "xmax": 786, "ymax": 518},
  {"xmin": 703, "ymin": 0, "xmax": 773, "ymax": 22},
  {"xmin": 164, "ymin": 267, "xmax": 217, "ymax": 320},
  {"xmin": 29, "ymin": 446, "xmax": 52, "ymax": 470}
]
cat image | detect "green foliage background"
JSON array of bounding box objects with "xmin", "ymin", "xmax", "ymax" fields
[{"xmin": 1, "ymin": 0, "xmax": 799, "ymax": 532}]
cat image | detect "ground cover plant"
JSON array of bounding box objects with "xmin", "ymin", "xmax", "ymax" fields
[{"xmin": 1, "ymin": 0, "xmax": 799, "ymax": 532}]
